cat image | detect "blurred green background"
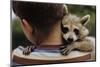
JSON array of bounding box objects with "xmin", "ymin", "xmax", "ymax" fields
[{"xmin": 12, "ymin": 4, "xmax": 96, "ymax": 50}]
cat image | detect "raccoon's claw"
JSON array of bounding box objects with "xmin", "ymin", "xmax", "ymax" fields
[
  {"xmin": 23, "ymin": 46, "xmax": 36, "ymax": 55},
  {"xmin": 60, "ymin": 45, "xmax": 74, "ymax": 55}
]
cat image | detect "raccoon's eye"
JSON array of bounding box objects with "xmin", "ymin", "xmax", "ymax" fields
[
  {"xmin": 74, "ymin": 29, "xmax": 79, "ymax": 35},
  {"xmin": 62, "ymin": 27, "xmax": 69, "ymax": 33}
]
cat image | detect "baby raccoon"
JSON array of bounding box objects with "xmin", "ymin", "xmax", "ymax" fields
[{"xmin": 60, "ymin": 14, "xmax": 95, "ymax": 55}]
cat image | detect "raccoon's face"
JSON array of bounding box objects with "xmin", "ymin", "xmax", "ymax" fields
[{"xmin": 61, "ymin": 14, "xmax": 90, "ymax": 43}]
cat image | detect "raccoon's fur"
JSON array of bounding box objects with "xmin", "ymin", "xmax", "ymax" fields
[{"xmin": 60, "ymin": 6, "xmax": 95, "ymax": 56}]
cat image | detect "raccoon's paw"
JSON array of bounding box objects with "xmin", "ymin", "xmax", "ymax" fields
[
  {"xmin": 60, "ymin": 45, "xmax": 74, "ymax": 55},
  {"xmin": 23, "ymin": 45, "xmax": 36, "ymax": 55}
]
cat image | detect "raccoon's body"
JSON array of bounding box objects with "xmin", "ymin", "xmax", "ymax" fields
[{"xmin": 60, "ymin": 14, "xmax": 95, "ymax": 56}]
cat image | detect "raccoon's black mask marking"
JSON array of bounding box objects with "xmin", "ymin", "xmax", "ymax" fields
[
  {"xmin": 61, "ymin": 22, "xmax": 69, "ymax": 34},
  {"xmin": 61, "ymin": 22, "xmax": 70, "ymax": 44}
]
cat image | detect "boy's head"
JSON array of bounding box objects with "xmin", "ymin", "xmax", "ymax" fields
[
  {"xmin": 13, "ymin": 1, "xmax": 66, "ymax": 27},
  {"xmin": 61, "ymin": 14, "xmax": 90, "ymax": 43},
  {"xmin": 13, "ymin": 1, "xmax": 67, "ymax": 44}
]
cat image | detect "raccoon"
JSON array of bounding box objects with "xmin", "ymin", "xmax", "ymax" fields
[{"xmin": 60, "ymin": 14, "xmax": 95, "ymax": 56}]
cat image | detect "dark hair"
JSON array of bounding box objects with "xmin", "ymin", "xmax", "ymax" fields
[{"xmin": 12, "ymin": 1, "xmax": 65, "ymax": 28}]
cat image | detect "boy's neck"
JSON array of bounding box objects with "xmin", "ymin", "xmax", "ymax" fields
[{"xmin": 34, "ymin": 21, "xmax": 62, "ymax": 45}]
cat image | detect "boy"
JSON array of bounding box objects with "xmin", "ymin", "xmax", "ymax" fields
[{"xmin": 13, "ymin": 1, "xmax": 67, "ymax": 55}]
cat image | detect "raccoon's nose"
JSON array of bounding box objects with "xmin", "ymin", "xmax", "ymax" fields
[{"xmin": 67, "ymin": 38, "xmax": 73, "ymax": 43}]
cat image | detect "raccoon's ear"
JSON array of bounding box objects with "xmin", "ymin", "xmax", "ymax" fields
[
  {"xmin": 63, "ymin": 5, "xmax": 68, "ymax": 15},
  {"xmin": 81, "ymin": 15, "xmax": 90, "ymax": 25}
]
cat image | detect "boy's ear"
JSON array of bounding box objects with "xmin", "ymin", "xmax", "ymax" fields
[
  {"xmin": 22, "ymin": 19, "xmax": 32, "ymax": 32},
  {"xmin": 63, "ymin": 5, "xmax": 68, "ymax": 15},
  {"xmin": 81, "ymin": 15, "xmax": 90, "ymax": 25}
]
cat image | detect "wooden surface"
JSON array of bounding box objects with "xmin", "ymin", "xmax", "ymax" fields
[{"xmin": 12, "ymin": 46, "xmax": 91, "ymax": 65}]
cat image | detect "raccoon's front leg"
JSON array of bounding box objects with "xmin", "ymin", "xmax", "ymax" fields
[
  {"xmin": 23, "ymin": 45, "xmax": 36, "ymax": 55},
  {"xmin": 60, "ymin": 37, "xmax": 95, "ymax": 55},
  {"xmin": 74, "ymin": 37, "xmax": 95, "ymax": 52},
  {"xmin": 60, "ymin": 45, "xmax": 75, "ymax": 55}
]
